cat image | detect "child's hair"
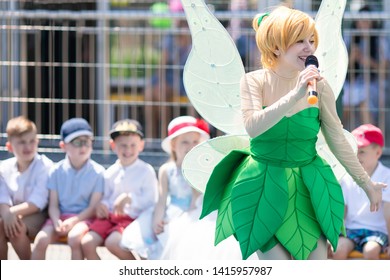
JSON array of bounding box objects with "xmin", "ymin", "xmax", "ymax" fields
[
  {"xmin": 170, "ymin": 137, "xmax": 179, "ymax": 162},
  {"xmin": 252, "ymin": 6, "xmax": 319, "ymax": 69},
  {"xmin": 109, "ymin": 119, "xmax": 144, "ymax": 141},
  {"xmin": 6, "ymin": 116, "xmax": 37, "ymax": 139}
]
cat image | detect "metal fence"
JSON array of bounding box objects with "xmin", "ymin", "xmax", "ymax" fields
[{"xmin": 1, "ymin": 0, "xmax": 389, "ymax": 166}]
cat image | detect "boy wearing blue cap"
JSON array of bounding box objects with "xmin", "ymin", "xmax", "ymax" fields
[{"xmin": 32, "ymin": 118, "xmax": 105, "ymax": 260}]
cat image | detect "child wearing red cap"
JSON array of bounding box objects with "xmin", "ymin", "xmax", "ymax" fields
[{"xmin": 332, "ymin": 124, "xmax": 390, "ymax": 259}]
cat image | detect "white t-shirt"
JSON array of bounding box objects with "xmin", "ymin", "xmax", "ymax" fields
[
  {"xmin": 101, "ymin": 159, "xmax": 158, "ymax": 219},
  {"xmin": 0, "ymin": 154, "xmax": 53, "ymax": 210},
  {"xmin": 341, "ymin": 161, "xmax": 390, "ymax": 234}
]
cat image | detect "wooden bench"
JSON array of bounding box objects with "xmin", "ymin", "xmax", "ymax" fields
[
  {"xmin": 348, "ymin": 250, "xmax": 389, "ymax": 260},
  {"xmin": 11, "ymin": 235, "xmax": 117, "ymax": 260},
  {"xmin": 7, "ymin": 242, "xmax": 117, "ymax": 260}
]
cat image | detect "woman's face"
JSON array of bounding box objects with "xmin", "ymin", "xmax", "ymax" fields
[{"xmin": 278, "ymin": 35, "xmax": 316, "ymax": 72}]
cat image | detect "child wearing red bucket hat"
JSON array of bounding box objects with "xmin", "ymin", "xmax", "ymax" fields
[
  {"xmin": 332, "ymin": 124, "xmax": 390, "ymax": 259},
  {"xmin": 120, "ymin": 116, "xmax": 210, "ymax": 259},
  {"xmin": 161, "ymin": 115, "xmax": 210, "ymax": 154}
]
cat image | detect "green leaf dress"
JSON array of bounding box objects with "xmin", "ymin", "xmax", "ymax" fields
[{"xmin": 200, "ymin": 107, "xmax": 344, "ymax": 260}]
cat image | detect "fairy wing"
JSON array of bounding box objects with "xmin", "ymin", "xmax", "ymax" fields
[
  {"xmin": 316, "ymin": 129, "xmax": 358, "ymax": 181},
  {"xmin": 181, "ymin": 0, "xmax": 247, "ymax": 193},
  {"xmin": 314, "ymin": 0, "xmax": 348, "ymax": 100},
  {"xmin": 181, "ymin": 0, "xmax": 246, "ymax": 135},
  {"xmin": 314, "ymin": 0, "xmax": 354, "ymax": 180},
  {"xmin": 180, "ymin": 0, "xmax": 349, "ymax": 132},
  {"xmin": 181, "ymin": 0, "xmax": 352, "ymax": 190},
  {"xmin": 182, "ymin": 134, "xmax": 249, "ymax": 193}
]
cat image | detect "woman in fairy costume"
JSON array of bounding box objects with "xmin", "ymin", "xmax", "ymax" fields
[{"xmin": 198, "ymin": 5, "xmax": 386, "ymax": 260}]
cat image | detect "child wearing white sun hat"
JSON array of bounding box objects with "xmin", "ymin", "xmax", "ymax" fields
[
  {"xmin": 157, "ymin": 116, "xmax": 255, "ymax": 260},
  {"xmin": 120, "ymin": 116, "xmax": 210, "ymax": 259}
]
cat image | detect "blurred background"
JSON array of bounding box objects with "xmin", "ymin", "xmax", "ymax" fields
[{"xmin": 1, "ymin": 0, "xmax": 389, "ymax": 168}]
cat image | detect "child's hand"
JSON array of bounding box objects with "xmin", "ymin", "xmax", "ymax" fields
[
  {"xmin": 113, "ymin": 205, "xmax": 125, "ymax": 216},
  {"xmin": 57, "ymin": 216, "xmax": 79, "ymax": 235},
  {"xmin": 363, "ymin": 181, "xmax": 387, "ymax": 212},
  {"xmin": 96, "ymin": 203, "xmax": 109, "ymax": 219},
  {"xmin": 54, "ymin": 219, "xmax": 66, "ymax": 236},
  {"xmin": 153, "ymin": 219, "xmax": 166, "ymax": 235},
  {"xmin": 113, "ymin": 193, "xmax": 131, "ymax": 216},
  {"xmin": 3, "ymin": 212, "xmax": 22, "ymax": 238}
]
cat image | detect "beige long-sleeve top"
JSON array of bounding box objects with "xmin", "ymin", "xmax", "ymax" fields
[{"xmin": 240, "ymin": 68, "xmax": 371, "ymax": 188}]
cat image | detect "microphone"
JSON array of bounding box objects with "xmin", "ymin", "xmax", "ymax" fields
[{"xmin": 305, "ymin": 55, "xmax": 319, "ymax": 105}]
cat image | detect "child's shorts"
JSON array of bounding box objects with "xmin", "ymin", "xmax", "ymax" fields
[
  {"xmin": 43, "ymin": 213, "xmax": 93, "ymax": 227},
  {"xmin": 89, "ymin": 213, "xmax": 134, "ymax": 240},
  {"xmin": 346, "ymin": 228, "xmax": 388, "ymax": 252},
  {"xmin": 23, "ymin": 210, "xmax": 48, "ymax": 239},
  {"xmin": 43, "ymin": 213, "xmax": 93, "ymax": 242}
]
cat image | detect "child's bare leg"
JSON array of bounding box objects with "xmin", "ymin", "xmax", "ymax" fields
[
  {"xmin": 256, "ymin": 243, "xmax": 291, "ymax": 260},
  {"xmin": 31, "ymin": 225, "xmax": 55, "ymax": 260},
  {"xmin": 8, "ymin": 222, "xmax": 31, "ymax": 260},
  {"xmin": 308, "ymin": 236, "xmax": 327, "ymax": 260},
  {"xmin": 9, "ymin": 234, "xmax": 31, "ymax": 260},
  {"xmin": 332, "ymin": 236, "xmax": 355, "ymax": 260},
  {"xmin": 0, "ymin": 220, "xmax": 8, "ymax": 259},
  {"xmin": 362, "ymin": 241, "xmax": 382, "ymax": 260},
  {"xmin": 105, "ymin": 231, "xmax": 138, "ymax": 260},
  {"xmin": 68, "ymin": 221, "xmax": 89, "ymax": 260},
  {"xmin": 81, "ymin": 231, "xmax": 103, "ymax": 260}
]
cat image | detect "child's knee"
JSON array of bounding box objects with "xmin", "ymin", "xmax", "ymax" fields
[
  {"xmin": 33, "ymin": 235, "xmax": 50, "ymax": 249},
  {"xmin": 363, "ymin": 244, "xmax": 382, "ymax": 259},
  {"xmin": 332, "ymin": 248, "xmax": 350, "ymax": 259},
  {"xmin": 81, "ymin": 233, "xmax": 99, "ymax": 249},
  {"xmin": 104, "ymin": 234, "xmax": 120, "ymax": 251},
  {"xmin": 67, "ymin": 235, "xmax": 82, "ymax": 248}
]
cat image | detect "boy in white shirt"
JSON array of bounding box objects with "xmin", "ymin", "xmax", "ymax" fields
[
  {"xmin": 31, "ymin": 118, "xmax": 105, "ymax": 260},
  {"xmin": 333, "ymin": 124, "xmax": 390, "ymax": 259},
  {"xmin": 0, "ymin": 116, "xmax": 53, "ymax": 260},
  {"xmin": 81, "ymin": 119, "xmax": 158, "ymax": 260}
]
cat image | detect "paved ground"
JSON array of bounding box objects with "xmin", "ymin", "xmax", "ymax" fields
[{"xmin": 7, "ymin": 243, "xmax": 119, "ymax": 260}]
